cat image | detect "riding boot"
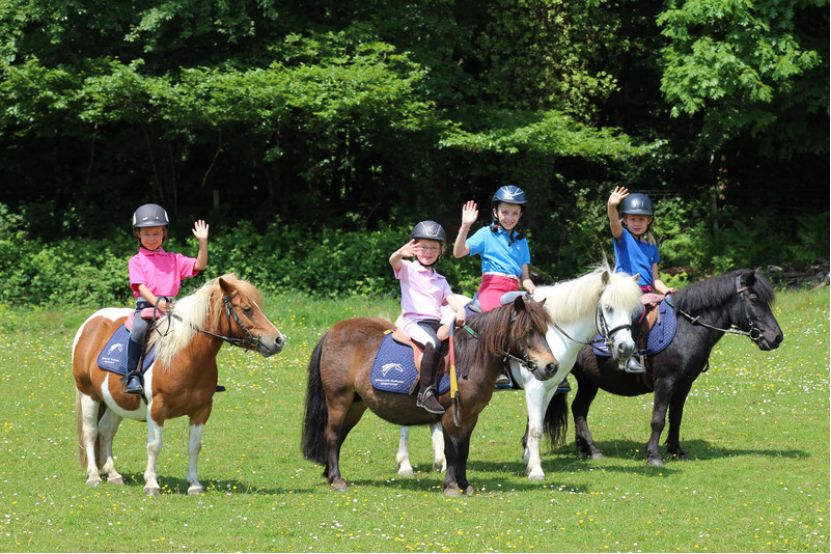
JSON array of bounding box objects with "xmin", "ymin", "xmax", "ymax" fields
[
  {"xmin": 124, "ymin": 370, "xmax": 144, "ymax": 394},
  {"xmin": 416, "ymin": 345, "xmax": 445, "ymax": 414},
  {"xmin": 495, "ymin": 367, "xmax": 512, "ymax": 388},
  {"xmin": 624, "ymin": 355, "xmax": 646, "ymax": 374}
]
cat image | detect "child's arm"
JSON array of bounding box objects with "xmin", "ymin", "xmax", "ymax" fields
[
  {"xmin": 446, "ymin": 294, "xmax": 467, "ymax": 325},
  {"xmin": 389, "ymin": 240, "xmax": 420, "ymax": 271},
  {"xmin": 651, "ymin": 263, "xmax": 676, "ymax": 295},
  {"xmin": 453, "ymin": 201, "xmax": 478, "ymax": 258},
  {"xmin": 192, "ymin": 220, "xmax": 209, "ymax": 271},
  {"xmin": 136, "ymin": 284, "xmax": 171, "ymax": 313},
  {"xmin": 520, "ymin": 264, "xmax": 535, "ymax": 294},
  {"xmin": 607, "ymin": 187, "xmax": 629, "ymax": 240}
]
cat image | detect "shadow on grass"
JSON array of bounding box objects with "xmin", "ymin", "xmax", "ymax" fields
[
  {"xmin": 552, "ymin": 438, "xmax": 809, "ymax": 462},
  {"xmin": 116, "ymin": 473, "xmax": 316, "ymax": 495}
]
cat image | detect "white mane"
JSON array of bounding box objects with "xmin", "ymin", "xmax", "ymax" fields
[
  {"xmin": 534, "ymin": 263, "xmax": 642, "ymax": 325},
  {"xmin": 148, "ymin": 280, "xmax": 214, "ymax": 368}
]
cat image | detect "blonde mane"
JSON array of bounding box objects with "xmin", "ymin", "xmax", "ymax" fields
[
  {"xmin": 535, "ymin": 263, "xmax": 642, "ymax": 325},
  {"xmin": 149, "ymin": 274, "xmax": 255, "ymax": 368}
]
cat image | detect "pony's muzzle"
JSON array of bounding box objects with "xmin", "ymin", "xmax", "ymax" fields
[
  {"xmin": 615, "ymin": 339, "xmax": 635, "ymax": 360},
  {"xmin": 259, "ymin": 333, "xmax": 286, "ymax": 356}
]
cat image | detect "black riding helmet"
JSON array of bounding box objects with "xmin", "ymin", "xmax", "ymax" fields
[
  {"xmin": 619, "ymin": 193, "xmax": 653, "ymax": 216},
  {"xmin": 132, "ymin": 203, "xmax": 170, "ymax": 228},
  {"xmin": 411, "ymin": 220, "xmax": 447, "ymax": 243}
]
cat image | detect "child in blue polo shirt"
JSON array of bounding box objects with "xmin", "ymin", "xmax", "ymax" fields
[
  {"xmin": 452, "ymin": 185, "xmax": 535, "ymax": 312},
  {"xmin": 607, "ymin": 186, "xmax": 675, "ymax": 373}
]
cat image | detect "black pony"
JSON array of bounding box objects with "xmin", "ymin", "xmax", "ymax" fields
[{"xmin": 543, "ymin": 268, "xmax": 783, "ymax": 467}]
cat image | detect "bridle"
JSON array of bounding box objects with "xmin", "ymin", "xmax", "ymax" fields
[
  {"xmin": 665, "ymin": 275, "xmax": 764, "ymax": 342},
  {"xmin": 158, "ymin": 293, "xmax": 263, "ymax": 349},
  {"xmin": 460, "ymin": 321, "xmax": 542, "ymax": 372}
]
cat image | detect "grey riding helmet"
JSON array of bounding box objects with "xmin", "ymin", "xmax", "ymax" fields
[
  {"xmin": 132, "ymin": 203, "xmax": 170, "ymax": 228},
  {"xmin": 619, "ymin": 193, "xmax": 653, "ymax": 216},
  {"xmin": 492, "ymin": 184, "xmax": 527, "ymax": 207},
  {"xmin": 411, "ymin": 220, "xmax": 447, "ymax": 243}
]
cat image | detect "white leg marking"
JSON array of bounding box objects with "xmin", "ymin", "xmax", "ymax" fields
[
  {"xmin": 80, "ymin": 394, "xmax": 102, "ymax": 486},
  {"xmin": 144, "ymin": 415, "xmax": 163, "ymax": 496},
  {"xmin": 396, "ymin": 427, "xmax": 414, "ymax": 476},
  {"xmin": 187, "ymin": 424, "xmax": 205, "ymax": 495}
]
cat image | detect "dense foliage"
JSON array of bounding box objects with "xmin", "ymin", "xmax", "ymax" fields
[{"xmin": 0, "ymin": 0, "xmax": 827, "ymax": 304}]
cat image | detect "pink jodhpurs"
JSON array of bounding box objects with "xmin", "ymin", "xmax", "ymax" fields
[{"xmin": 477, "ymin": 274, "xmax": 520, "ymax": 312}]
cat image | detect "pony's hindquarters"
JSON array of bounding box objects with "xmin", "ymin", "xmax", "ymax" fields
[{"xmin": 301, "ymin": 333, "xmax": 330, "ymax": 465}]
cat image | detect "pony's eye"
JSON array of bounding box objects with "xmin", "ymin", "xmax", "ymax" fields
[
  {"xmin": 604, "ymin": 305, "xmax": 613, "ymax": 313},
  {"xmin": 243, "ymin": 306, "xmax": 253, "ymax": 316}
]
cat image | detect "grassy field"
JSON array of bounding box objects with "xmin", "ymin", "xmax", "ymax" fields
[{"xmin": 0, "ymin": 287, "xmax": 827, "ymax": 552}]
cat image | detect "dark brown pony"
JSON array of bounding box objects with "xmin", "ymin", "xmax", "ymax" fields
[
  {"xmin": 301, "ymin": 296, "xmax": 558, "ymax": 496},
  {"xmin": 73, "ymin": 275, "xmax": 285, "ymax": 495}
]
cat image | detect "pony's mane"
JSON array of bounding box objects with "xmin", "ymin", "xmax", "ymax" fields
[
  {"xmin": 150, "ymin": 274, "xmax": 258, "ymax": 368},
  {"xmin": 463, "ymin": 298, "xmax": 551, "ymax": 372},
  {"xmin": 675, "ymin": 269, "xmax": 774, "ymax": 314},
  {"xmin": 535, "ymin": 263, "xmax": 642, "ymax": 324}
]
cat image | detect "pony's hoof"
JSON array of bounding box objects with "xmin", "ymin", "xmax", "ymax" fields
[
  {"xmin": 434, "ymin": 461, "xmax": 447, "ymax": 474},
  {"xmin": 107, "ymin": 476, "xmax": 125, "ymax": 485},
  {"xmin": 85, "ymin": 477, "xmax": 101, "ymax": 487},
  {"xmin": 144, "ymin": 486, "xmax": 161, "ymax": 497},
  {"xmin": 397, "ymin": 466, "xmax": 414, "ymax": 477},
  {"xmin": 443, "ymin": 486, "xmax": 463, "ymax": 497},
  {"xmin": 591, "ymin": 452, "xmax": 604, "ymax": 460},
  {"xmin": 463, "ymin": 485, "xmax": 475, "ymax": 496},
  {"xmin": 330, "ymin": 479, "xmax": 348, "ymax": 492},
  {"xmin": 528, "ymin": 471, "xmax": 545, "ymax": 481},
  {"xmin": 187, "ymin": 485, "xmax": 204, "ymax": 496},
  {"xmin": 647, "ymin": 457, "xmax": 664, "ymax": 467}
]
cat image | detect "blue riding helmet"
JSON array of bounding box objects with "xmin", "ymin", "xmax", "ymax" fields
[
  {"xmin": 619, "ymin": 193, "xmax": 653, "ymax": 216},
  {"xmin": 411, "ymin": 220, "xmax": 447, "ymax": 243},
  {"xmin": 492, "ymin": 185, "xmax": 527, "ymax": 207},
  {"xmin": 132, "ymin": 203, "xmax": 170, "ymax": 228}
]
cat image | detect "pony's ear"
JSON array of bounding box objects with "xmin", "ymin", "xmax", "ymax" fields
[
  {"xmin": 631, "ymin": 273, "xmax": 640, "ymax": 282},
  {"xmin": 218, "ymin": 276, "xmax": 233, "ymax": 295},
  {"xmin": 741, "ymin": 269, "xmax": 756, "ymax": 287},
  {"xmin": 601, "ymin": 270, "xmax": 610, "ymax": 286},
  {"xmin": 537, "ymin": 296, "xmax": 546, "ymax": 306}
]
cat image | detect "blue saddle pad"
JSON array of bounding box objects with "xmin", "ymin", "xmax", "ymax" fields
[
  {"xmin": 592, "ymin": 298, "xmax": 677, "ymax": 358},
  {"xmin": 370, "ymin": 333, "xmax": 450, "ymax": 395},
  {"xmin": 96, "ymin": 324, "xmax": 156, "ymax": 376}
]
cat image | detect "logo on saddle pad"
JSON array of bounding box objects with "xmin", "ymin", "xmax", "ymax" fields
[
  {"xmin": 381, "ymin": 362, "xmax": 404, "ymax": 377},
  {"xmin": 107, "ymin": 343, "xmax": 124, "ymax": 355}
]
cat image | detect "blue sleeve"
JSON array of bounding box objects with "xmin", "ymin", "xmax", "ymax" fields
[
  {"xmin": 520, "ymin": 238, "xmax": 531, "ymax": 266},
  {"xmin": 466, "ymin": 226, "xmax": 487, "ymax": 257}
]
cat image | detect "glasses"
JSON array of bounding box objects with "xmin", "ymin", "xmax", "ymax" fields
[{"xmin": 420, "ymin": 246, "xmax": 441, "ymax": 253}]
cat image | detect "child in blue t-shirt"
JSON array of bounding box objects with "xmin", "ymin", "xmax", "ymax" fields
[{"xmin": 607, "ymin": 187, "xmax": 675, "ymax": 373}]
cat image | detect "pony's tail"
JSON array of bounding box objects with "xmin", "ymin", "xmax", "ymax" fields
[
  {"xmin": 544, "ymin": 392, "xmax": 568, "ymax": 447},
  {"xmin": 76, "ymin": 390, "xmax": 105, "ymax": 468},
  {"xmin": 301, "ymin": 333, "xmax": 330, "ymax": 465}
]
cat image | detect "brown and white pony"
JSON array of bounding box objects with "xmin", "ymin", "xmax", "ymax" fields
[{"xmin": 72, "ymin": 275, "xmax": 285, "ymax": 495}]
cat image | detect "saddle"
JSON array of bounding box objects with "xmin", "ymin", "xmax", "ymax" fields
[{"xmin": 390, "ymin": 327, "xmax": 451, "ymax": 376}]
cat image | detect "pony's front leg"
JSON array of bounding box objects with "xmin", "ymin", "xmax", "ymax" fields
[
  {"xmin": 79, "ymin": 394, "xmax": 102, "ymax": 486},
  {"xmin": 143, "ymin": 418, "xmax": 164, "ymax": 496},
  {"xmin": 97, "ymin": 408, "xmax": 125, "ymax": 485},
  {"xmin": 441, "ymin": 421, "xmax": 475, "ymax": 497},
  {"xmin": 646, "ymin": 383, "xmax": 671, "ymax": 467},
  {"xmin": 186, "ymin": 423, "xmax": 206, "ymax": 495},
  {"xmin": 396, "ymin": 426, "xmax": 414, "ymax": 476},
  {"xmin": 522, "ymin": 381, "xmax": 552, "ymax": 481},
  {"xmin": 665, "ymin": 380, "xmax": 693, "ymax": 460}
]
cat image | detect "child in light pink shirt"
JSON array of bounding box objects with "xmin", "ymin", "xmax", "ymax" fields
[
  {"xmin": 389, "ymin": 221, "xmax": 466, "ymax": 414},
  {"xmin": 124, "ymin": 203, "xmax": 209, "ymax": 395}
]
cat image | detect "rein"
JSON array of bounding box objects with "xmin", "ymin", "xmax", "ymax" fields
[
  {"xmin": 159, "ymin": 293, "xmax": 262, "ymax": 349},
  {"xmin": 665, "ymin": 276, "xmax": 763, "ymax": 342},
  {"xmin": 546, "ymin": 285, "xmax": 632, "ymax": 351}
]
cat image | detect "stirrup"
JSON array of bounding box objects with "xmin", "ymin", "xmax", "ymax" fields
[
  {"xmin": 124, "ymin": 373, "xmax": 144, "ymax": 394},
  {"xmin": 416, "ymin": 386, "xmax": 445, "ymax": 414}
]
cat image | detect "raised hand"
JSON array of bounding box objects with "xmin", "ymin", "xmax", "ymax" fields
[
  {"xmin": 192, "ymin": 220, "xmax": 210, "ymax": 241},
  {"xmin": 461, "ymin": 201, "xmax": 479, "ymax": 226},
  {"xmin": 608, "ymin": 187, "xmax": 629, "ymax": 207},
  {"xmin": 400, "ymin": 239, "xmax": 422, "ymax": 259}
]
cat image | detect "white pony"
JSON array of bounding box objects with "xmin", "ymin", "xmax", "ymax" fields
[{"xmin": 395, "ymin": 263, "xmax": 642, "ymax": 480}]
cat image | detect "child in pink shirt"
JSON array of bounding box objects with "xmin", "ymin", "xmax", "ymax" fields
[
  {"xmin": 124, "ymin": 203, "xmax": 209, "ymax": 394},
  {"xmin": 389, "ymin": 221, "xmax": 466, "ymax": 414}
]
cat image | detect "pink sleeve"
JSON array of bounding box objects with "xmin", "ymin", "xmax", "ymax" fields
[
  {"xmin": 393, "ymin": 260, "xmax": 410, "ymax": 282},
  {"xmin": 128, "ymin": 256, "xmax": 145, "ymax": 294},
  {"xmin": 175, "ymin": 253, "xmax": 199, "ymax": 279}
]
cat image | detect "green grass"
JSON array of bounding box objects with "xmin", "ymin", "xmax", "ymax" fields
[{"xmin": 0, "ymin": 288, "xmax": 827, "ymax": 552}]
